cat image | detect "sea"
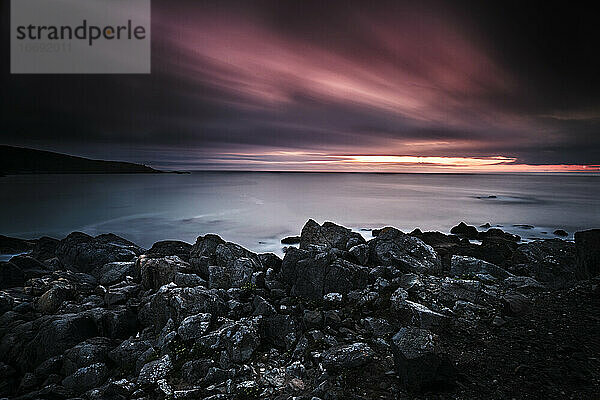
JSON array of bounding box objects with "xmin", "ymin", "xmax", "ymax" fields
[{"xmin": 1, "ymin": 172, "xmax": 598, "ymax": 258}]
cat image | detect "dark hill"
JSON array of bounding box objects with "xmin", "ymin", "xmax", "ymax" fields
[{"xmin": 0, "ymin": 145, "xmax": 162, "ymax": 175}]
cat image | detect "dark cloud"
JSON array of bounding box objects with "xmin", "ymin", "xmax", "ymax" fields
[{"xmin": 1, "ymin": 0, "xmax": 598, "ymax": 170}]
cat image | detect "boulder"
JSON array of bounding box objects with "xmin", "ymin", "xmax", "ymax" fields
[
  {"xmin": 138, "ymin": 255, "xmax": 191, "ymax": 290},
  {"xmin": 0, "ymin": 235, "xmax": 34, "ymax": 254},
  {"xmin": 281, "ymin": 236, "xmax": 301, "ymax": 245},
  {"xmin": 217, "ymin": 317, "xmax": 261, "ymax": 363},
  {"xmin": 137, "ymin": 354, "xmax": 173, "ymax": 386},
  {"xmin": 61, "ymin": 337, "xmax": 113, "ymax": 376},
  {"xmin": 262, "ymin": 314, "xmax": 297, "ymax": 350},
  {"xmin": 8, "ymin": 255, "xmax": 50, "ymax": 279},
  {"xmin": 94, "ymin": 261, "xmax": 135, "ymax": 286},
  {"xmin": 146, "ymin": 240, "xmax": 192, "ymax": 262},
  {"xmin": 190, "ymin": 234, "xmax": 263, "ymax": 279},
  {"xmin": 321, "ymin": 342, "xmax": 375, "ymax": 371},
  {"xmin": 30, "ymin": 236, "xmax": 60, "ymax": 262},
  {"xmin": 391, "ymin": 327, "xmax": 456, "ymax": 391},
  {"xmin": 450, "ymin": 255, "xmax": 513, "ymax": 279},
  {"xmin": 368, "ymin": 227, "xmax": 441, "ymax": 273},
  {"xmin": 299, "ymin": 219, "xmax": 365, "ymax": 251},
  {"xmin": 450, "ymin": 222, "xmax": 479, "ymax": 239},
  {"xmin": 208, "ymin": 257, "xmax": 255, "ymax": 289},
  {"xmin": 108, "ymin": 338, "xmax": 153, "ymax": 373},
  {"xmin": 62, "ymin": 362, "xmax": 109, "ymax": 393},
  {"xmin": 55, "ymin": 232, "xmax": 143, "ymax": 272},
  {"xmin": 280, "ymin": 248, "xmax": 369, "ymax": 300},
  {"xmin": 575, "ymin": 229, "xmax": 600, "ymax": 279},
  {"xmin": 177, "ymin": 313, "xmax": 212, "ymax": 341}
]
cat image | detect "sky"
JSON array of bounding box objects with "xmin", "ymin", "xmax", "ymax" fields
[{"xmin": 1, "ymin": 0, "xmax": 599, "ymax": 172}]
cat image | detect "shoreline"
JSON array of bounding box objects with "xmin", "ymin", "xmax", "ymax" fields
[{"xmin": 1, "ymin": 220, "xmax": 599, "ymax": 398}]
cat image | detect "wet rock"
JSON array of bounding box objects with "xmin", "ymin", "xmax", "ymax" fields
[
  {"xmin": 391, "ymin": 327, "xmax": 456, "ymax": 391},
  {"xmin": 61, "ymin": 337, "xmax": 113, "ymax": 376},
  {"xmin": 321, "ymin": 342, "xmax": 375, "ymax": 370},
  {"xmin": 62, "ymin": 362, "xmax": 109, "ymax": 393},
  {"xmin": 9, "ymin": 255, "xmax": 51, "ymax": 279},
  {"xmin": 502, "ymin": 293, "xmax": 532, "ymax": 316},
  {"xmin": 30, "ymin": 236, "xmax": 60, "ymax": 262},
  {"xmin": 349, "ymin": 243, "xmax": 369, "ymax": 265},
  {"xmin": 190, "ymin": 234, "xmax": 262, "ymax": 280},
  {"xmin": 55, "ymin": 232, "xmax": 143, "ymax": 272},
  {"xmin": 0, "ymin": 235, "xmax": 35, "ymax": 254},
  {"xmin": 368, "ymin": 227, "xmax": 441, "ymax": 273},
  {"xmin": 450, "ymin": 255, "xmax": 513, "ymax": 279},
  {"xmin": 208, "ymin": 257, "xmax": 255, "ymax": 289},
  {"xmin": 108, "ymin": 338, "xmax": 153, "ymax": 373},
  {"xmin": 262, "ymin": 314, "xmax": 297, "ymax": 350},
  {"xmin": 146, "ymin": 240, "xmax": 192, "ymax": 262},
  {"xmin": 299, "ymin": 219, "xmax": 365, "ymax": 251},
  {"xmin": 214, "ymin": 317, "xmax": 261, "ymax": 363},
  {"xmin": 104, "ymin": 283, "xmax": 140, "ymax": 306},
  {"xmin": 450, "ymin": 222, "xmax": 479, "ymax": 239},
  {"xmin": 575, "ymin": 229, "xmax": 600, "ymax": 279},
  {"xmin": 137, "ymin": 354, "xmax": 173, "ymax": 386},
  {"xmin": 181, "ymin": 359, "xmax": 215, "ymax": 384},
  {"xmin": 553, "ymin": 229, "xmax": 568, "ymax": 237},
  {"xmin": 37, "ymin": 286, "xmax": 72, "ymax": 314}
]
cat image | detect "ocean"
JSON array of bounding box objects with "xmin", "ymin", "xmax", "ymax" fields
[{"xmin": 1, "ymin": 172, "xmax": 598, "ymax": 256}]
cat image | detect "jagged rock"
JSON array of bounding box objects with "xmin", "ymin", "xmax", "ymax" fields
[
  {"xmin": 299, "ymin": 219, "xmax": 365, "ymax": 251},
  {"xmin": 450, "ymin": 222, "xmax": 479, "ymax": 239},
  {"xmin": 391, "ymin": 327, "xmax": 456, "ymax": 391},
  {"xmin": 62, "ymin": 362, "xmax": 109, "ymax": 392},
  {"xmin": 575, "ymin": 229, "xmax": 600, "ymax": 279},
  {"xmin": 512, "ymin": 239, "xmax": 576, "ymax": 284},
  {"xmin": 181, "ymin": 359, "xmax": 215, "ymax": 384},
  {"xmin": 502, "ymin": 293, "xmax": 532, "ymax": 316},
  {"xmin": 280, "ymin": 248, "xmax": 369, "ymax": 300},
  {"xmin": 450, "ymin": 255, "xmax": 513, "ymax": 279},
  {"xmin": 55, "ymin": 232, "xmax": 143, "ymax": 272},
  {"xmin": 137, "ymin": 354, "xmax": 173, "ymax": 385},
  {"xmin": 8, "ymin": 255, "xmax": 51, "ymax": 279},
  {"xmin": 253, "ymin": 295, "xmax": 276, "ymax": 316},
  {"xmin": 368, "ymin": 227, "xmax": 441, "ymax": 273},
  {"xmin": 146, "ymin": 240, "xmax": 192, "ymax": 262},
  {"xmin": 208, "ymin": 257, "xmax": 255, "ymax": 289},
  {"xmin": 104, "ymin": 283, "xmax": 140, "ymax": 306},
  {"xmin": 94, "ymin": 261, "xmax": 135, "ymax": 286},
  {"xmin": 553, "ymin": 229, "xmax": 568, "ymax": 237},
  {"xmin": 205, "ymin": 317, "xmax": 261, "ymax": 363},
  {"xmin": 138, "ymin": 255, "xmax": 191, "ymax": 290},
  {"xmin": 321, "ymin": 343, "xmax": 375, "ymax": 370},
  {"xmin": 139, "ymin": 284, "xmax": 227, "ymax": 331},
  {"xmin": 0, "ymin": 235, "xmax": 34, "ymax": 254},
  {"xmin": 36, "ymin": 286, "xmax": 72, "ymax": 314},
  {"xmin": 281, "ymin": 236, "xmax": 301, "ymax": 244},
  {"xmin": 178, "ymin": 312, "xmax": 212, "ymax": 341},
  {"xmin": 504, "ymin": 276, "xmax": 545, "ymax": 292},
  {"xmin": 190, "ymin": 234, "xmax": 262, "ymax": 279}
]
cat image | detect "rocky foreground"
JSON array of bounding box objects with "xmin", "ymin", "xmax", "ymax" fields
[{"xmin": 1, "ymin": 220, "xmax": 599, "ymax": 400}]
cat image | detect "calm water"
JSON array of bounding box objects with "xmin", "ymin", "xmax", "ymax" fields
[{"xmin": 1, "ymin": 172, "xmax": 599, "ymax": 256}]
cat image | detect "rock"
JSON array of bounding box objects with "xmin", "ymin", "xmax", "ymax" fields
[
  {"xmin": 280, "ymin": 248, "xmax": 369, "ymax": 300},
  {"xmin": 94, "ymin": 261, "xmax": 135, "ymax": 286},
  {"xmin": 189, "ymin": 234, "xmax": 262, "ymax": 280},
  {"xmin": 368, "ymin": 227, "xmax": 441, "ymax": 273},
  {"xmin": 391, "ymin": 327, "xmax": 456, "ymax": 391},
  {"xmin": 502, "ymin": 293, "xmax": 532, "ymax": 316},
  {"xmin": 55, "ymin": 232, "xmax": 143, "ymax": 272},
  {"xmin": 504, "ymin": 276, "xmax": 545, "ymax": 291},
  {"xmin": 349, "ymin": 243, "xmax": 369, "ymax": 265},
  {"xmin": 30, "ymin": 236, "xmax": 60, "ymax": 262},
  {"xmin": 450, "ymin": 222, "xmax": 479, "ymax": 239},
  {"xmin": 262, "ymin": 314, "xmax": 297, "ymax": 350},
  {"xmin": 62, "ymin": 362, "xmax": 109, "ymax": 393},
  {"xmin": 575, "ymin": 229, "xmax": 600, "ymax": 279},
  {"xmin": 281, "ymin": 236, "xmax": 301, "ymax": 244},
  {"xmin": 0, "ymin": 261, "xmax": 25, "ymax": 289},
  {"xmin": 178, "ymin": 313, "xmax": 212, "ymax": 341},
  {"xmin": 104, "ymin": 283, "xmax": 140, "ymax": 306},
  {"xmin": 299, "ymin": 219, "xmax": 365, "ymax": 251},
  {"xmin": 139, "ymin": 284, "xmax": 227, "ymax": 331},
  {"xmin": 62, "ymin": 337, "xmax": 113, "ymax": 376},
  {"xmin": 137, "ymin": 354, "xmax": 173, "ymax": 385},
  {"xmin": 181, "ymin": 359, "xmax": 215, "ymax": 384},
  {"xmin": 0, "ymin": 235, "xmax": 35, "ymax": 254},
  {"xmin": 8, "ymin": 255, "xmax": 50, "ymax": 279},
  {"xmin": 146, "ymin": 240, "xmax": 192, "ymax": 262},
  {"xmin": 138, "ymin": 255, "xmax": 191, "ymax": 290},
  {"xmin": 554, "ymin": 229, "xmax": 568, "ymax": 237},
  {"xmin": 218, "ymin": 317, "xmax": 261, "ymax": 363},
  {"xmin": 108, "ymin": 338, "xmax": 153, "ymax": 373},
  {"xmin": 512, "ymin": 239, "xmax": 576, "ymax": 284},
  {"xmin": 208, "ymin": 257, "xmax": 255, "ymax": 289},
  {"xmin": 395, "ymin": 299, "xmax": 449, "ymax": 329},
  {"xmin": 450, "ymin": 255, "xmax": 513, "ymax": 279},
  {"xmin": 321, "ymin": 343, "xmax": 375, "ymax": 370},
  {"xmin": 37, "ymin": 286, "xmax": 72, "ymax": 314}
]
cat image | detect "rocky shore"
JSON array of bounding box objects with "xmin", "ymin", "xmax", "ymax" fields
[{"xmin": 1, "ymin": 220, "xmax": 599, "ymax": 399}]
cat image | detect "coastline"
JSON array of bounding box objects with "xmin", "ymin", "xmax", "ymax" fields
[{"xmin": 1, "ymin": 220, "xmax": 599, "ymax": 398}]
